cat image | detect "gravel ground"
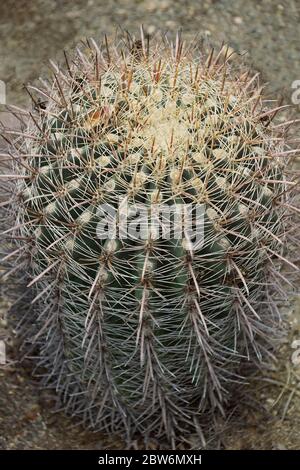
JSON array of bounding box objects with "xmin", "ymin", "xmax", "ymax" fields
[
  {"xmin": 0, "ymin": 0, "xmax": 300, "ymax": 450},
  {"xmin": 0, "ymin": 0, "xmax": 300, "ymax": 107}
]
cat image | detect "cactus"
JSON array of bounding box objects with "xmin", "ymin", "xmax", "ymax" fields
[{"xmin": 1, "ymin": 31, "xmax": 299, "ymax": 447}]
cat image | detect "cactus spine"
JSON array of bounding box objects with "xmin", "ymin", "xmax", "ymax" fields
[{"xmin": 1, "ymin": 31, "xmax": 299, "ymax": 447}]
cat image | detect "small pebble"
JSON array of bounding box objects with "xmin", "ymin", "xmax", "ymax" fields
[
  {"xmin": 233, "ymin": 16, "xmax": 243, "ymax": 25},
  {"xmin": 147, "ymin": 25, "xmax": 156, "ymax": 35}
]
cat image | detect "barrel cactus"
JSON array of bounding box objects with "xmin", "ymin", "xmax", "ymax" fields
[{"xmin": 1, "ymin": 31, "xmax": 299, "ymax": 447}]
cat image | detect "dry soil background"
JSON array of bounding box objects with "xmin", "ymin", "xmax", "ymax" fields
[{"xmin": 0, "ymin": 0, "xmax": 300, "ymax": 449}]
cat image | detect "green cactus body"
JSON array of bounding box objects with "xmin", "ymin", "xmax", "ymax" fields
[{"xmin": 2, "ymin": 33, "xmax": 298, "ymax": 446}]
